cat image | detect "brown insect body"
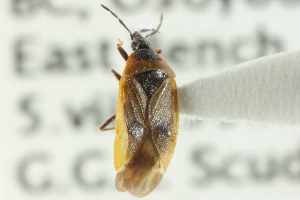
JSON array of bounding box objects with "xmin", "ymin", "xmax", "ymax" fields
[
  {"xmin": 100, "ymin": 5, "xmax": 179, "ymax": 198},
  {"xmin": 115, "ymin": 46, "xmax": 178, "ymax": 197}
]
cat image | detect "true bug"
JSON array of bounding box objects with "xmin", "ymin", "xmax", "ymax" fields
[{"xmin": 99, "ymin": 4, "xmax": 179, "ymax": 198}]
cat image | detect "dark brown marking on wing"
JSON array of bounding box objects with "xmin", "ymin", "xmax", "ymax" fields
[{"xmin": 135, "ymin": 70, "xmax": 168, "ymax": 98}]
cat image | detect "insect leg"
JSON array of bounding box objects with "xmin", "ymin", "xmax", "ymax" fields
[
  {"xmin": 117, "ymin": 39, "xmax": 129, "ymax": 61},
  {"xmin": 155, "ymin": 49, "xmax": 162, "ymax": 54},
  {"xmin": 98, "ymin": 69, "xmax": 121, "ymax": 131},
  {"xmin": 99, "ymin": 114, "xmax": 116, "ymax": 131},
  {"xmin": 110, "ymin": 69, "xmax": 121, "ymax": 81}
]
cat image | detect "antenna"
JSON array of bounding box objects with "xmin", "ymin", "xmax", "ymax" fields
[
  {"xmin": 146, "ymin": 14, "xmax": 163, "ymax": 38},
  {"xmin": 101, "ymin": 4, "xmax": 133, "ymax": 40}
]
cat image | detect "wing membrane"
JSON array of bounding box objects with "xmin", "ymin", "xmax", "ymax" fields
[
  {"xmin": 148, "ymin": 77, "xmax": 179, "ymax": 170},
  {"xmin": 115, "ymin": 76, "xmax": 178, "ymax": 197},
  {"xmin": 123, "ymin": 77, "xmax": 148, "ymax": 156}
]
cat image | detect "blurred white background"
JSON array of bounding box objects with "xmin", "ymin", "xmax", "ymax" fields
[{"xmin": 2, "ymin": 0, "xmax": 300, "ymax": 199}]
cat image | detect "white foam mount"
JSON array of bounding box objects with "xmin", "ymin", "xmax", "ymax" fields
[{"xmin": 179, "ymin": 50, "xmax": 300, "ymax": 125}]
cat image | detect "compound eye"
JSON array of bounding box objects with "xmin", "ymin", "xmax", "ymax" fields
[{"xmin": 131, "ymin": 41, "xmax": 138, "ymax": 51}]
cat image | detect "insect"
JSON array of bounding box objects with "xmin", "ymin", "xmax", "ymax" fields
[{"xmin": 99, "ymin": 4, "xmax": 179, "ymax": 198}]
